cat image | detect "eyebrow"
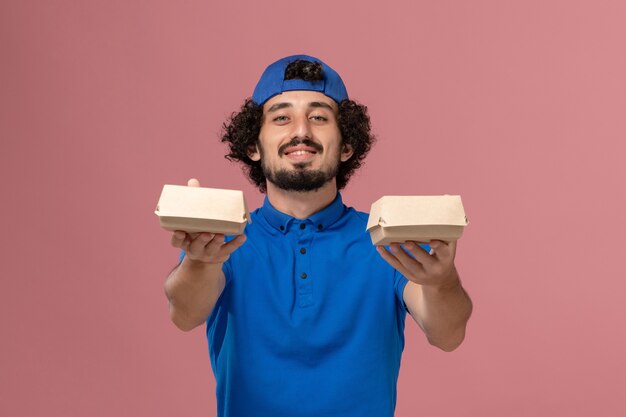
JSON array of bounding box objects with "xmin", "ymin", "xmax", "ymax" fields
[
  {"xmin": 266, "ymin": 101, "xmax": 335, "ymax": 113},
  {"xmin": 267, "ymin": 102, "xmax": 292, "ymax": 113},
  {"xmin": 308, "ymin": 101, "xmax": 334, "ymax": 111}
]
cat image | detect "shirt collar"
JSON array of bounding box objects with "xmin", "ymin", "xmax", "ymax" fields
[{"xmin": 260, "ymin": 193, "xmax": 345, "ymax": 234}]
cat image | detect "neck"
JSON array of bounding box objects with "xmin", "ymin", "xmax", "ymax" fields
[{"xmin": 265, "ymin": 180, "xmax": 339, "ymax": 219}]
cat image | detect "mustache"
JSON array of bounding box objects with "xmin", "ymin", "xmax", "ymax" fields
[{"xmin": 278, "ymin": 138, "xmax": 323, "ymax": 156}]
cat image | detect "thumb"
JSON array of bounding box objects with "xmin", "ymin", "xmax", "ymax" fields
[{"xmin": 187, "ymin": 178, "xmax": 201, "ymax": 187}]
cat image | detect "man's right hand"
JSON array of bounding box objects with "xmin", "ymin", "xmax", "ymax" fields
[
  {"xmin": 170, "ymin": 178, "xmax": 247, "ymax": 265},
  {"xmin": 165, "ymin": 178, "xmax": 246, "ymax": 331}
]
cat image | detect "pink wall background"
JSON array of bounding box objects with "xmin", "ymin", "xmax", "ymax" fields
[{"xmin": 2, "ymin": 1, "xmax": 625, "ymax": 416}]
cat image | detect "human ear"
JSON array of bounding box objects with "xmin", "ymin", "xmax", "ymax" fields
[
  {"xmin": 340, "ymin": 143, "xmax": 354, "ymax": 162},
  {"xmin": 247, "ymin": 144, "xmax": 261, "ymax": 161}
]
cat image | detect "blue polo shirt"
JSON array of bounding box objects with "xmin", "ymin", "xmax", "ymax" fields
[{"xmin": 199, "ymin": 193, "xmax": 421, "ymax": 417}]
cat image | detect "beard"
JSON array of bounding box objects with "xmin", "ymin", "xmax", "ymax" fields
[
  {"xmin": 264, "ymin": 163, "xmax": 339, "ymax": 192},
  {"xmin": 259, "ymin": 139, "xmax": 340, "ymax": 192}
]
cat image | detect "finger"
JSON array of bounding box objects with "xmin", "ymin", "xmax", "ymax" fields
[
  {"xmin": 376, "ymin": 246, "xmax": 415, "ymax": 279},
  {"xmin": 448, "ymin": 240, "xmax": 457, "ymax": 259},
  {"xmin": 429, "ymin": 240, "xmax": 448, "ymax": 259},
  {"xmin": 385, "ymin": 244, "xmax": 427, "ymax": 280},
  {"xmin": 389, "ymin": 243, "xmax": 426, "ymax": 276},
  {"xmin": 181, "ymin": 235, "xmax": 191, "ymax": 253},
  {"xmin": 187, "ymin": 178, "xmax": 201, "ymax": 187},
  {"xmin": 402, "ymin": 241, "xmax": 435, "ymax": 268},
  {"xmin": 171, "ymin": 230, "xmax": 186, "ymax": 248},
  {"xmin": 200, "ymin": 233, "xmax": 226, "ymax": 255},
  {"xmin": 188, "ymin": 232, "xmax": 215, "ymax": 257},
  {"xmin": 219, "ymin": 234, "xmax": 247, "ymax": 256},
  {"xmin": 430, "ymin": 239, "xmax": 456, "ymax": 262},
  {"xmin": 199, "ymin": 234, "xmax": 233, "ymax": 262}
]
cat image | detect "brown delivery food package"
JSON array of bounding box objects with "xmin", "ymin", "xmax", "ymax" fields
[
  {"xmin": 366, "ymin": 195, "xmax": 468, "ymax": 245},
  {"xmin": 155, "ymin": 185, "xmax": 250, "ymax": 235}
]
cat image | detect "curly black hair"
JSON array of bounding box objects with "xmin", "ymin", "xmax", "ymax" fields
[{"xmin": 221, "ymin": 60, "xmax": 375, "ymax": 193}]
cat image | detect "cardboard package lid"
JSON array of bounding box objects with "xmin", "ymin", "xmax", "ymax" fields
[
  {"xmin": 366, "ymin": 195, "xmax": 468, "ymax": 231},
  {"xmin": 154, "ymin": 184, "xmax": 250, "ymax": 225}
]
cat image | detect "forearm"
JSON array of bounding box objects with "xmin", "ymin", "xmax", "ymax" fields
[
  {"xmin": 413, "ymin": 267, "xmax": 473, "ymax": 351},
  {"xmin": 164, "ymin": 257, "xmax": 226, "ymax": 331}
]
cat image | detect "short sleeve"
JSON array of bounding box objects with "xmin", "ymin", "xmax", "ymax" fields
[
  {"xmin": 221, "ymin": 235, "xmax": 236, "ymax": 285},
  {"xmin": 393, "ymin": 269, "xmax": 410, "ymax": 312}
]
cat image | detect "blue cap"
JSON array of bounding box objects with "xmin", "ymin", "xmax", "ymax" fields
[{"xmin": 252, "ymin": 55, "xmax": 349, "ymax": 105}]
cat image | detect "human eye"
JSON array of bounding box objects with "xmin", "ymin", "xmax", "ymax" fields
[
  {"xmin": 309, "ymin": 114, "xmax": 328, "ymax": 122},
  {"xmin": 273, "ymin": 115, "xmax": 289, "ymax": 123}
]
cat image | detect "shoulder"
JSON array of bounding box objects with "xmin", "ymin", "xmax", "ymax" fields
[
  {"xmin": 328, "ymin": 205, "xmax": 370, "ymax": 236},
  {"xmin": 341, "ymin": 205, "xmax": 371, "ymax": 231},
  {"xmin": 351, "ymin": 208, "xmax": 370, "ymax": 224}
]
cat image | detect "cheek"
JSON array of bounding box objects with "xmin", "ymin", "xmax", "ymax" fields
[{"xmin": 259, "ymin": 125, "xmax": 287, "ymax": 146}]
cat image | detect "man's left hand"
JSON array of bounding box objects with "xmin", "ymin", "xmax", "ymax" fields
[{"xmin": 376, "ymin": 240, "xmax": 459, "ymax": 288}]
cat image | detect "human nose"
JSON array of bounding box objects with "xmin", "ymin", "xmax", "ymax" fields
[{"xmin": 291, "ymin": 114, "xmax": 312, "ymax": 140}]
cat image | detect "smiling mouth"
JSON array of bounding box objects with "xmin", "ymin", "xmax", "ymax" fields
[
  {"xmin": 279, "ymin": 139, "xmax": 323, "ymax": 157},
  {"xmin": 284, "ymin": 149, "xmax": 317, "ymax": 156},
  {"xmin": 283, "ymin": 149, "xmax": 318, "ymax": 164},
  {"xmin": 280, "ymin": 140, "xmax": 322, "ymax": 164}
]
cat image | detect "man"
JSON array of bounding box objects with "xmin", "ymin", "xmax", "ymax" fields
[{"xmin": 164, "ymin": 55, "xmax": 472, "ymax": 417}]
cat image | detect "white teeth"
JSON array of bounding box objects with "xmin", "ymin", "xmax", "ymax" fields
[{"xmin": 290, "ymin": 150, "xmax": 313, "ymax": 156}]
